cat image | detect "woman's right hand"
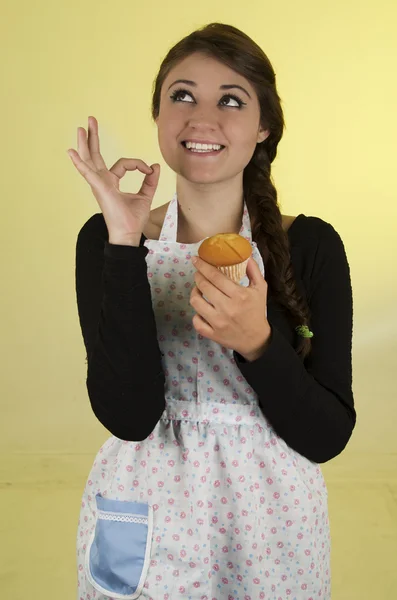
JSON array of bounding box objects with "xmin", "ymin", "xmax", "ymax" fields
[{"xmin": 67, "ymin": 116, "xmax": 160, "ymax": 245}]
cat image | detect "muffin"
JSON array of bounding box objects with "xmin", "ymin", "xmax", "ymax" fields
[{"xmin": 198, "ymin": 233, "xmax": 252, "ymax": 283}]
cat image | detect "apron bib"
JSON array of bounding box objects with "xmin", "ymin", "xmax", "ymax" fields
[{"xmin": 77, "ymin": 194, "xmax": 331, "ymax": 600}]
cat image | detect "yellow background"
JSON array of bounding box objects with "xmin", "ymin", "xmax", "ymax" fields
[{"xmin": 1, "ymin": 0, "xmax": 396, "ymax": 598}]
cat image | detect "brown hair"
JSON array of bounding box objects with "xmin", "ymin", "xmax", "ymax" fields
[{"xmin": 151, "ymin": 23, "xmax": 312, "ymax": 359}]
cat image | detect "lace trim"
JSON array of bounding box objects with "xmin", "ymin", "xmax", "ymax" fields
[{"xmin": 98, "ymin": 510, "xmax": 148, "ymax": 525}]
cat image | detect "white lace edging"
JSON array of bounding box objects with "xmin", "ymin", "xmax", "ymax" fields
[{"xmin": 98, "ymin": 510, "xmax": 148, "ymax": 525}]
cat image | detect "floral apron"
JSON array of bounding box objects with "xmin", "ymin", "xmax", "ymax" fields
[{"xmin": 77, "ymin": 194, "xmax": 331, "ymax": 600}]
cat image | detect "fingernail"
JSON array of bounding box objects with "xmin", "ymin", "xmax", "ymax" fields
[{"xmin": 192, "ymin": 256, "xmax": 198, "ymax": 265}]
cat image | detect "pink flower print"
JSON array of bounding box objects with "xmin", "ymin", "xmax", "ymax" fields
[
  {"xmin": 267, "ymin": 508, "xmax": 274, "ymax": 515},
  {"xmin": 182, "ymin": 410, "xmax": 189, "ymax": 418},
  {"xmin": 223, "ymin": 379, "xmax": 230, "ymax": 386},
  {"xmin": 197, "ymin": 500, "xmax": 204, "ymax": 507},
  {"xmin": 297, "ymin": 532, "xmax": 303, "ymax": 540},
  {"xmin": 172, "ymin": 534, "xmax": 180, "ymax": 541},
  {"xmin": 184, "ymin": 490, "xmax": 189, "ymax": 497},
  {"xmin": 253, "ymin": 578, "xmax": 260, "ymax": 584},
  {"xmin": 193, "ymin": 582, "xmax": 201, "ymax": 589},
  {"xmin": 221, "ymin": 497, "xmax": 228, "ymax": 504},
  {"xmin": 226, "ymin": 477, "xmax": 232, "ymax": 485},
  {"xmin": 125, "ymin": 464, "xmax": 133, "ymax": 472},
  {"xmin": 246, "ymin": 559, "xmax": 253, "ymax": 566},
  {"xmin": 184, "ymin": 282, "xmax": 191, "ymax": 288},
  {"xmin": 298, "ymin": 568, "xmax": 304, "ymax": 575},
  {"xmin": 220, "ymin": 461, "xmax": 226, "ymax": 468},
  {"xmin": 133, "ymin": 479, "xmax": 139, "ymax": 487},
  {"xmin": 152, "ymin": 467, "xmax": 158, "ymax": 474},
  {"xmin": 180, "ymin": 512, "xmax": 186, "ymax": 519},
  {"xmin": 178, "ymin": 271, "xmax": 186, "ymax": 277},
  {"xmin": 227, "ymin": 512, "xmax": 234, "ymax": 519},
  {"xmin": 189, "ymin": 562, "xmax": 196, "ymax": 568},
  {"xmin": 118, "ymin": 484, "xmax": 124, "ymax": 492},
  {"xmin": 198, "ymin": 371, "xmax": 204, "ymax": 378},
  {"xmin": 174, "ymin": 475, "xmax": 181, "ymax": 482},
  {"xmin": 213, "ymin": 365, "xmax": 220, "ymax": 372},
  {"xmin": 156, "ymin": 574, "xmax": 162, "ymax": 581},
  {"xmin": 238, "ymin": 475, "xmax": 245, "ymax": 483},
  {"xmin": 192, "ymin": 357, "xmax": 198, "ymax": 364},
  {"xmin": 179, "ymin": 587, "xmax": 185, "ymax": 593},
  {"xmin": 208, "ymin": 350, "xmax": 215, "ymax": 357},
  {"xmin": 266, "ymin": 477, "xmax": 273, "ymax": 485},
  {"xmin": 194, "ymin": 544, "xmax": 200, "ymax": 552},
  {"xmin": 237, "ymin": 574, "xmax": 243, "ymax": 582},
  {"xmin": 212, "ymin": 516, "xmax": 218, "ymax": 524},
  {"xmin": 227, "ymin": 561, "xmax": 234, "ymax": 569},
  {"xmin": 173, "ymin": 569, "xmax": 179, "ymax": 577},
  {"xmin": 305, "ymin": 549, "xmax": 311, "ymax": 556},
  {"xmin": 286, "ymin": 520, "xmax": 293, "ymax": 527},
  {"xmin": 288, "ymin": 551, "xmax": 294, "ymax": 558},
  {"xmin": 168, "ymin": 459, "xmax": 175, "ymax": 467},
  {"xmin": 180, "ymin": 549, "xmax": 187, "ymax": 558},
  {"xmin": 173, "ymin": 257, "xmax": 179, "ymax": 263},
  {"xmin": 271, "ymin": 527, "xmax": 277, "ymax": 534},
  {"xmin": 294, "ymin": 499, "xmax": 300, "ymax": 505},
  {"xmin": 201, "ymin": 475, "xmax": 207, "ymax": 482},
  {"xmin": 222, "ymin": 578, "xmax": 229, "ymax": 584},
  {"xmin": 213, "ymin": 564, "xmax": 220, "ymax": 572},
  {"xmin": 187, "ymin": 376, "xmax": 193, "ymax": 383},
  {"xmin": 282, "ymin": 505, "xmax": 289, "ymax": 512},
  {"xmin": 273, "ymin": 491, "xmax": 280, "ymax": 499},
  {"xmin": 219, "ymin": 527, "xmax": 226, "ymax": 534},
  {"xmin": 164, "ymin": 272, "xmax": 171, "ymax": 278},
  {"xmin": 156, "ymin": 535, "xmax": 161, "ymax": 543},
  {"xmin": 153, "ymin": 504, "xmax": 159, "ymax": 511},
  {"xmin": 187, "ymin": 528, "xmax": 193, "ymax": 536},
  {"xmin": 157, "ymin": 259, "xmax": 164, "ymax": 265},
  {"xmin": 236, "ymin": 491, "xmax": 242, "ymax": 500},
  {"xmin": 235, "ymin": 528, "xmax": 241, "ymax": 536},
  {"xmin": 170, "ymin": 284, "xmax": 176, "ymax": 290},
  {"xmin": 165, "ymin": 516, "xmax": 171, "ymax": 523}
]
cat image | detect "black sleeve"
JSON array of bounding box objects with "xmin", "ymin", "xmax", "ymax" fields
[
  {"xmin": 75, "ymin": 213, "xmax": 165, "ymax": 441},
  {"xmin": 234, "ymin": 221, "xmax": 356, "ymax": 463}
]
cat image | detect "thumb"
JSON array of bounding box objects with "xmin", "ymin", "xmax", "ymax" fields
[{"xmin": 246, "ymin": 256, "xmax": 264, "ymax": 288}]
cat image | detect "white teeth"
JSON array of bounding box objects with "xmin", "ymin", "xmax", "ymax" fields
[{"xmin": 185, "ymin": 141, "xmax": 222, "ymax": 152}]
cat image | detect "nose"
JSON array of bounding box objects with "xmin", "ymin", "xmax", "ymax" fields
[{"xmin": 186, "ymin": 105, "xmax": 218, "ymax": 131}]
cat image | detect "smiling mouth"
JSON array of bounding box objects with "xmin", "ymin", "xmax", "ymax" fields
[{"xmin": 181, "ymin": 141, "xmax": 225, "ymax": 154}]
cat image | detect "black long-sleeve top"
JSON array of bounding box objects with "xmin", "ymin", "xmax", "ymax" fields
[{"xmin": 75, "ymin": 212, "xmax": 356, "ymax": 463}]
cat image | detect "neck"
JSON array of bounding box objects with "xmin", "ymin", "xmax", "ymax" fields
[{"xmin": 175, "ymin": 174, "xmax": 245, "ymax": 244}]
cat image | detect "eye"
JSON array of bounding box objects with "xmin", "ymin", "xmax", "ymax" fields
[
  {"xmin": 170, "ymin": 88, "xmax": 194, "ymax": 103},
  {"xmin": 219, "ymin": 94, "xmax": 246, "ymax": 108}
]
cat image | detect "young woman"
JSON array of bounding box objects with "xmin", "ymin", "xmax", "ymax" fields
[{"xmin": 69, "ymin": 22, "xmax": 355, "ymax": 600}]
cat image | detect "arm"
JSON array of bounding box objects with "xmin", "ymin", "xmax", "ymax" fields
[
  {"xmin": 75, "ymin": 214, "xmax": 165, "ymax": 441},
  {"xmin": 234, "ymin": 221, "xmax": 356, "ymax": 463}
]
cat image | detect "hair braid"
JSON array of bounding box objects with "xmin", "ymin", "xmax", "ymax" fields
[{"xmin": 244, "ymin": 142, "xmax": 312, "ymax": 359}]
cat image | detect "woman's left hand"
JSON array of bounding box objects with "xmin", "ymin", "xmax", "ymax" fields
[{"xmin": 190, "ymin": 255, "xmax": 272, "ymax": 362}]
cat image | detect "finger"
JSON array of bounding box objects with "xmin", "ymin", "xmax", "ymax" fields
[
  {"xmin": 67, "ymin": 149, "xmax": 98, "ymax": 188},
  {"xmin": 87, "ymin": 116, "xmax": 107, "ymax": 171},
  {"xmin": 137, "ymin": 163, "xmax": 161, "ymax": 202},
  {"xmin": 77, "ymin": 126, "xmax": 97, "ymax": 171},
  {"xmin": 192, "ymin": 256, "xmax": 239, "ymax": 298},
  {"xmin": 109, "ymin": 158, "xmax": 153, "ymax": 180}
]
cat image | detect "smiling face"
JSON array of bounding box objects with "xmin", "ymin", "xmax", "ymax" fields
[{"xmin": 156, "ymin": 52, "xmax": 269, "ymax": 184}]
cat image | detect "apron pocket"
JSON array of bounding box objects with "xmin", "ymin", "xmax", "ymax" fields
[{"xmin": 86, "ymin": 494, "xmax": 153, "ymax": 599}]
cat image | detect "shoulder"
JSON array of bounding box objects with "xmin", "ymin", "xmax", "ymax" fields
[
  {"xmin": 288, "ymin": 214, "xmax": 351, "ymax": 292},
  {"xmin": 288, "ymin": 213, "xmax": 346, "ymax": 252}
]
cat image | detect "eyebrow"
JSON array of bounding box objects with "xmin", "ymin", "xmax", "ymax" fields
[{"xmin": 167, "ymin": 79, "xmax": 252, "ymax": 100}]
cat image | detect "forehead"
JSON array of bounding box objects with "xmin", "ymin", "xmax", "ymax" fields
[{"xmin": 163, "ymin": 52, "xmax": 255, "ymax": 95}]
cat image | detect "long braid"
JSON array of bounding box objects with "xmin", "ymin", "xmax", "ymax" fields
[{"xmin": 244, "ymin": 142, "xmax": 312, "ymax": 360}]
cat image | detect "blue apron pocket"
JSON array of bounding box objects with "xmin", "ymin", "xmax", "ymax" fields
[{"xmin": 86, "ymin": 494, "xmax": 153, "ymax": 599}]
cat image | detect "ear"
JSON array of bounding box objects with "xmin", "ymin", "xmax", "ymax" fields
[{"xmin": 257, "ymin": 128, "xmax": 270, "ymax": 144}]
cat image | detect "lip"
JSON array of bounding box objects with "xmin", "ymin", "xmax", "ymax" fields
[{"xmin": 182, "ymin": 139, "xmax": 225, "ymax": 146}]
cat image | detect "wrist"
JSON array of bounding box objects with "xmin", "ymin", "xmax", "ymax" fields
[{"xmin": 240, "ymin": 324, "xmax": 272, "ymax": 362}]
